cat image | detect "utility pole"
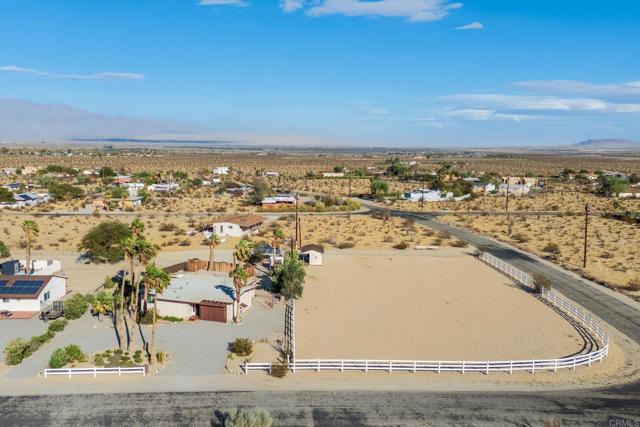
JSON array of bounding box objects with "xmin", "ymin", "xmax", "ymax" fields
[
  {"xmin": 505, "ymin": 176, "xmax": 511, "ymax": 220},
  {"xmin": 583, "ymin": 203, "xmax": 589, "ymax": 269},
  {"xmin": 294, "ymin": 193, "xmax": 300, "ymax": 249},
  {"xmin": 347, "ymin": 174, "xmax": 352, "ymax": 220}
]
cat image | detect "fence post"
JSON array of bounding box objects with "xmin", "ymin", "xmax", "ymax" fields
[
  {"xmin": 94, "ymin": 368, "xmax": 97, "ymax": 378},
  {"xmin": 509, "ymin": 361, "xmax": 513, "ymax": 375},
  {"xmin": 438, "ymin": 361, "xmax": 441, "ymax": 374},
  {"xmin": 389, "ymin": 360, "xmax": 392, "ymax": 373},
  {"xmin": 68, "ymin": 369, "xmax": 72, "ymax": 379},
  {"xmin": 462, "ymin": 361, "xmax": 465, "ymax": 374},
  {"xmin": 269, "ymin": 362, "xmax": 272, "ymax": 375},
  {"xmin": 486, "ymin": 362, "xmax": 489, "ymax": 375},
  {"xmin": 532, "ymin": 361, "xmax": 535, "ymax": 374},
  {"xmin": 118, "ymin": 367, "xmax": 122, "ymax": 377},
  {"xmin": 573, "ymin": 358, "xmax": 576, "ymax": 370},
  {"xmin": 413, "ymin": 360, "xmax": 417, "ymax": 373},
  {"xmin": 365, "ymin": 360, "xmax": 368, "ymax": 373},
  {"xmin": 44, "ymin": 370, "xmax": 47, "ymax": 379},
  {"xmin": 341, "ymin": 360, "xmax": 344, "ymax": 373},
  {"xmin": 554, "ymin": 359, "xmax": 558, "ymax": 373},
  {"xmin": 317, "ymin": 360, "xmax": 320, "ymax": 372}
]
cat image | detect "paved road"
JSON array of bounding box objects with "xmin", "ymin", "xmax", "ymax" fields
[{"xmin": 1, "ymin": 386, "xmax": 639, "ymax": 426}]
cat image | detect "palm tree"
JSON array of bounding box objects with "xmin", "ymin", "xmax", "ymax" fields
[
  {"xmin": 127, "ymin": 238, "xmax": 158, "ymax": 352},
  {"xmin": 119, "ymin": 236, "xmax": 138, "ymax": 351},
  {"xmin": 143, "ymin": 264, "xmax": 170, "ymax": 373},
  {"xmin": 271, "ymin": 228, "xmax": 285, "ymax": 268},
  {"xmin": 21, "ymin": 220, "xmax": 39, "ymax": 274},
  {"xmin": 205, "ymin": 233, "xmax": 221, "ymax": 271},
  {"xmin": 229, "ymin": 265, "xmax": 249, "ymax": 323},
  {"xmin": 130, "ymin": 219, "xmax": 145, "ymax": 239},
  {"xmin": 233, "ymin": 239, "xmax": 254, "ymax": 266},
  {"xmin": 138, "ymin": 239, "xmax": 160, "ymax": 314},
  {"xmin": 116, "ymin": 237, "xmax": 134, "ymax": 350}
]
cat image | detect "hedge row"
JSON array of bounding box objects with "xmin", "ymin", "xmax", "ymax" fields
[{"xmin": 3, "ymin": 319, "xmax": 68, "ymax": 365}]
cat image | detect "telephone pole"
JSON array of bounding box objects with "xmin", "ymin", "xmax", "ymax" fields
[
  {"xmin": 294, "ymin": 193, "xmax": 300, "ymax": 249},
  {"xmin": 583, "ymin": 203, "xmax": 589, "ymax": 269},
  {"xmin": 505, "ymin": 176, "xmax": 511, "ymax": 221}
]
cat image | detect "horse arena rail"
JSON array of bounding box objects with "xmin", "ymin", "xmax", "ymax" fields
[
  {"xmin": 43, "ymin": 367, "xmax": 146, "ymax": 378},
  {"xmin": 243, "ymin": 251, "xmax": 609, "ymax": 375}
]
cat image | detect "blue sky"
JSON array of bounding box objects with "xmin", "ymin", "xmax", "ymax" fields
[{"xmin": 1, "ymin": 0, "xmax": 639, "ymax": 146}]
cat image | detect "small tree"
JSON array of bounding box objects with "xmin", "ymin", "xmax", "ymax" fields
[
  {"xmin": 229, "ymin": 338, "xmax": 253, "ymax": 356},
  {"xmin": 48, "ymin": 348, "xmax": 69, "ymax": 369},
  {"xmin": 92, "ymin": 291, "xmax": 114, "ymax": 319},
  {"xmin": 370, "ymin": 179, "xmax": 389, "ymax": 196},
  {"xmin": 233, "ymin": 239, "xmax": 254, "ymax": 266},
  {"xmin": 271, "ymin": 252, "xmax": 305, "ymax": 300},
  {"xmin": 4, "ymin": 338, "xmax": 29, "ymax": 365},
  {"xmin": 64, "ymin": 294, "xmax": 89, "ymax": 320},
  {"xmin": 0, "ymin": 240, "xmax": 10, "ymax": 258},
  {"xmin": 79, "ymin": 221, "xmax": 131, "ymax": 263}
]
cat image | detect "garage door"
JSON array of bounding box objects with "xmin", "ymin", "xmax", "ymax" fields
[{"xmin": 199, "ymin": 301, "xmax": 227, "ymax": 322}]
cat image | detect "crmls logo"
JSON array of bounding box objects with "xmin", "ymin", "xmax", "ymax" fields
[{"xmin": 609, "ymin": 417, "xmax": 640, "ymax": 427}]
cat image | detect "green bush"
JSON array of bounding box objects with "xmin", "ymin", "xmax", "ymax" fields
[
  {"xmin": 336, "ymin": 241, "xmax": 355, "ymax": 249},
  {"xmin": 94, "ymin": 356, "xmax": 105, "ymax": 366},
  {"xmin": 48, "ymin": 348, "xmax": 69, "ymax": 368},
  {"xmin": 229, "ymin": 338, "xmax": 253, "ymax": 357},
  {"xmin": 48, "ymin": 319, "xmax": 68, "ymax": 333},
  {"xmin": 0, "ymin": 240, "xmax": 10, "ymax": 258},
  {"xmin": 64, "ymin": 294, "xmax": 89, "ymax": 320},
  {"xmin": 4, "ymin": 338, "xmax": 29, "ymax": 365},
  {"xmin": 64, "ymin": 344, "xmax": 86, "ymax": 363}
]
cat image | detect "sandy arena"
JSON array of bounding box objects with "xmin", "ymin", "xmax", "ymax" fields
[{"xmin": 296, "ymin": 249, "xmax": 587, "ymax": 361}]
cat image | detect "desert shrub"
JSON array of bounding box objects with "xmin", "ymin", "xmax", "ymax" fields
[
  {"xmin": 542, "ymin": 242, "xmax": 561, "ymax": 255},
  {"xmin": 64, "ymin": 294, "xmax": 89, "ymax": 320},
  {"xmin": 438, "ymin": 231, "xmax": 451, "ymax": 240},
  {"xmin": 451, "ymin": 240, "xmax": 468, "ymax": 248},
  {"xmin": 31, "ymin": 331, "xmax": 53, "ymax": 347},
  {"xmin": 48, "ymin": 348, "xmax": 69, "ymax": 369},
  {"xmin": 533, "ymin": 274, "xmax": 552, "ymax": 292},
  {"xmin": 156, "ymin": 351, "xmax": 167, "ymax": 364},
  {"xmin": 336, "ymin": 241, "xmax": 355, "ymax": 249},
  {"xmin": 230, "ymin": 338, "xmax": 253, "ymax": 357},
  {"xmin": 270, "ymin": 362, "xmax": 288, "ymax": 378},
  {"xmin": 94, "ymin": 356, "xmax": 105, "ymax": 366},
  {"xmin": 217, "ymin": 408, "xmax": 273, "ymax": 427},
  {"xmin": 628, "ymin": 278, "xmax": 640, "ymax": 292},
  {"xmin": 4, "ymin": 338, "xmax": 29, "ymax": 365},
  {"xmin": 393, "ymin": 241, "xmax": 409, "ymax": 250},
  {"xmin": 511, "ymin": 233, "xmax": 529, "ymax": 243},
  {"xmin": 48, "ymin": 319, "xmax": 68, "ymax": 333}
]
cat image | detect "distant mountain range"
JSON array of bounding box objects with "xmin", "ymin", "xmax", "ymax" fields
[
  {"xmin": 572, "ymin": 138, "xmax": 640, "ymax": 151},
  {"xmin": 0, "ymin": 98, "xmax": 201, "ymax": 140}
]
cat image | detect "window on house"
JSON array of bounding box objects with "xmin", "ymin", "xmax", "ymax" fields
[
  {"xmin": 2, "ymin": 298, "xmax": 9, "ymax": 303},
  {"xmin": 44, "ymin": 291, "xmax": 50, "ymax": 301}
]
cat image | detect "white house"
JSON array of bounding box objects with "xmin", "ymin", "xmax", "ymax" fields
[
  {"xmin": 0, "ymin": 275, "xmax": 67, "ymax": 313},
  {"xmin": 148, "ymin": 183, "xmax": 179, "ymax": 193},
  {"xmin": 213, "ymin": 167, "xmax": 230, "ymax": 175},
  {"xmin": 497, "ymin": 183, "xmax": 530, "ymax": 196},
  {"xmin": 155, "ymin": 270, "xmax": 256, "ymax": 322},
  {"xmin": 202, "ymin": 214, "xmax": 266, "ymax": 238},
  {"xmin": 17, "ymin": 259, "xmax": 62, "ymax": 275},
  {"xmin": 403, "ymin": 189, "xmax": 453, "ymax": 202},
  {"xmin": 322, "ymin": 172, "xmax": 345, "ymax": 178},
  {"xmin": 301, "ymin": 244, "xmax": 324, "ymax": 266},
  {"xmin": 472, "ymin": 182, "xmax": 496, "ymax": 193},
  {"xmin": 263, "ymin": 171, "xmax": 279, "ymax": 178}
]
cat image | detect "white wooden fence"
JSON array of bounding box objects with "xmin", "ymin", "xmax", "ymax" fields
[
  {"xmin": 43, "ymin": 366, "xmax": 146, "ymax": 378},
  {"xmin": 243, "ymin": 252, "xmax": 609, "ymax": 375}
]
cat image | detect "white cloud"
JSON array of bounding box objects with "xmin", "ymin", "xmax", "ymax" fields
[
  {"xmin": 0, "ymin": 65, "xmax": 144, "ymax": 81},
  {"xmin": 303, "ymin": 0, "xmax": 463, "ymax": 23},
  {"xmin": 441, "ymin": 93, "xmax": 640, "ymax": 113},
  {"xmin": 454, "ymin": 21, "xmax": 482, "ymax": 30},
  {"xmin": 198, "ymin": 0, "xmax": 248, "ymax": 7},
  {"xmin": 442, "ymin": 108, "xmax": 534, "ymax": 122},
  {"xmin": 280, "ymin": 0, "xmax": 304, "ymax": 13},
  {"xmin": 514, "ymin": 80, "xmax": 640, "ymax": 96}
]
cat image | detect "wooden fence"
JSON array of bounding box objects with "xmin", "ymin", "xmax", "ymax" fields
[
  {"xmin": 43, "ymin": 366, "xmax": 146, "ymax": 378},
  {"xmin": 164, "ymin": 259, "xmax": 255, "ymax": 276},
  {"xmin": 243, "ymin": 252, "xmax": 609, "ymax": 375}
]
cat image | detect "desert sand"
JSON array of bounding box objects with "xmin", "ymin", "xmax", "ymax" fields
[{"xmin": 296, "ymin": 250, "xmax": 587, "ymax": 361}]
